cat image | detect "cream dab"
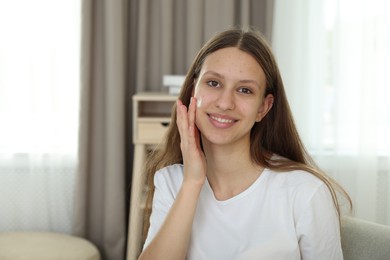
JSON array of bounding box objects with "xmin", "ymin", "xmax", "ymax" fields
[{"xmin": 196, "ymin": 97, "xmax": 202, "ymax": 108}]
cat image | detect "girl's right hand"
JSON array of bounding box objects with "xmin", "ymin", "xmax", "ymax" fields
[
  {"xmin": 176, "ymin": 97, "xmax": 207, "ymax": 186},
  {"xmin": 139, "ymin": 97, "xmax": 207, "ymax": 260}
]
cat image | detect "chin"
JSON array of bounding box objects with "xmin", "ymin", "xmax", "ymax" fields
[{"xmin": 200, "ymin": 132, "xmax": 234, "ymax": 146}]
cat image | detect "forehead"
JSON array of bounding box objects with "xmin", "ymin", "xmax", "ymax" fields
[{"xmin": 200, "ymin": 47, "xmax": 265, "ymax": 83}]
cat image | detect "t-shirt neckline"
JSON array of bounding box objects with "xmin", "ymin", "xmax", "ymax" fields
[{"xmin": 204, "ymin": 168, "xmax": 269, "ymax": 205}]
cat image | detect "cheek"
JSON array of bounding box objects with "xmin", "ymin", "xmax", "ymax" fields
[
  {"xmin": 194, "ymin": 93, "xmax": 213, "ymax": 109},
  {"xmin": 194, "ymin": 94, "xmax": 213, "ymax": 126},
  {"xmin": 196, "ymin": 97, "xmax": 202, "ymax": 108},
  {"xmin": 242, "ymin": 104, "xmax": 260, "ymax": 120}
]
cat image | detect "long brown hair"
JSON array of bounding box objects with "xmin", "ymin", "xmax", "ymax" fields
[{"xmin": 142, "ymin": 28, "xmax": 352, "ymax": 239}]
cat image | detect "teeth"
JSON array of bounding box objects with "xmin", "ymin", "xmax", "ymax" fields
[{"xmin": 210, "ymin": 115, "xmax": 234, "ymax": 123}]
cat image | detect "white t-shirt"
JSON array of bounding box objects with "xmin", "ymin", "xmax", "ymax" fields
[{"xmin": 144, "ymin": 164, "xmax": 343, "ymax": 260}]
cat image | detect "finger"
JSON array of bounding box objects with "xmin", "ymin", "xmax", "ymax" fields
[
  {"xmin": 188, "ymin": 97, "xmax": 197, "ymax": 137},
  {"xmin": 194, "ymin": 125, "xmax": 201, "ymax": 147},
  {"xmin": 176, "ymin": 99, "xmax": 189, "ymax": 138},
  {"xmin": 176, "ymin": 99, "xmax": 187, "ymax": 126}
]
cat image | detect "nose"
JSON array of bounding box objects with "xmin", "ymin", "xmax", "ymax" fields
[{"xmin": 216, "ymin": 89, "xmax": 235, "ymax": 111}]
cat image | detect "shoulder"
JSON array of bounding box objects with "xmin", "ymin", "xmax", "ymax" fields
[
  {"xmin": 266, "ymin": 155, "xmax": 326, "ymax": 193},
  {"xmin": 265, "ymin": 169, "xmax": 336, "ymax": 221},
  {"xmin": 264, "ymin": 169, "xmax": 332, "ymax": 208},
  {"xmin": 267, "ymin": 170, "xmax": 337, "ymax": 223},
  {"xmin": 265, "ymin": 168, "xmax": 325, "ymax": 191},
  {"xmin": 155, "ymin": 163, "xmax": 184, "ymax": 179},
  {"xmin": 154, "ymin": 164, "xmax": 184, "ymax": 192}
]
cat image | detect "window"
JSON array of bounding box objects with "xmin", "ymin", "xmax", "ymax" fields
[
  {"xmin": 273, "ymin": 0, "xmax": 390, "ymax": 224},
  {"xmin": 0, "ymin": 0, "xmax": 80, "ymax": 154},
  {"xmin": 0, "ymin": 0, "xmax": 81, "ymax": 233}
]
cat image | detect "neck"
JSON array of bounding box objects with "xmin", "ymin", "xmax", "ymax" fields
[{"xmin": 202, "ymin": 137, "xmax": 263, "ymax": 200}]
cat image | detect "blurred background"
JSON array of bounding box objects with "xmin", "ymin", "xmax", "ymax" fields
[{"xmin": 0, "ymin": 0, "xmax": 389, "ymax": 259}]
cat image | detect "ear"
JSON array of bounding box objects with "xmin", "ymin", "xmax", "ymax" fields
[{"xmin": 255, "ymin": 94, "xmax": 274, "ymax": 122}]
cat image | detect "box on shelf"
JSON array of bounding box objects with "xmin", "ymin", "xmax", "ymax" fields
[{"xmin": 163, "ymin": 75, "xmax": 185, "ymax": 95}]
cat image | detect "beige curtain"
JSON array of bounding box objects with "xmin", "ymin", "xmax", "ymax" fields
[
  {"xmin": 73, "ymin": 1, "xmax": 128, "ymax": 260},
  {"xmin": 133, "ymin": 0, "xmax": 274, "ymax": 93}
]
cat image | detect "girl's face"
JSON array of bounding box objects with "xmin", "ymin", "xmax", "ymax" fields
[{"xmin": 193, "ymin": 47, "xmax": 273, "ymax": 147}]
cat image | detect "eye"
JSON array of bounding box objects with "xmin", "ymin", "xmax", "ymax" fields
[
  {"xmin": 207, "ymin": 80, "xmax": 220, "ymax": 88},
  {"xmin": 238, "ymin": 87, "xmax": 253, "ymax": 94}
]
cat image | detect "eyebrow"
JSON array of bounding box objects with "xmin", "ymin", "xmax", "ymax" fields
[{"xmin": 203, "ymin": 70, "xmax": 260, "ymax": 86}]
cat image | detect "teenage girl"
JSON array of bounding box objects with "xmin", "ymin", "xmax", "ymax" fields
[{"xmin": 138, "ymin": 28, "xmax": 351, "ymax": 260}]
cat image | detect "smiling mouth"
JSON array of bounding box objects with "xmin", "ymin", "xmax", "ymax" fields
[{"xmin": 208, "ymin": 114, "xmax": 237, "ymax": 123}]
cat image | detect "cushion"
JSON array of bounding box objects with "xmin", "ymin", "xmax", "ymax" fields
[
  {"xmin": 0, "ymin": 232, "xmax": 100, "ymax": 260},
  {"xmin": 341, "ymin": 217, "xmax": 390, "ymax": 260}
]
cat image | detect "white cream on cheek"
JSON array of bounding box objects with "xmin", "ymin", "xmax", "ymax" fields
[
  {"xmin": 194, "ymin": 95, "xmax": 205, "ymax": 129},
  {"xmin": 193, "ymin": 83, "xmax": 203, "ymax": 108},
  {"xmin": 196, "ymin": 97, "xmax": 202, "ymax": 108}
]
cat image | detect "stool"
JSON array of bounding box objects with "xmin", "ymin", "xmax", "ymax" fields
[{"xmin": 0, "ymin": 232, "xmax": 100, "ymax": 260}]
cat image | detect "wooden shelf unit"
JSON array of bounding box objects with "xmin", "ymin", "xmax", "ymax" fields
[{"xmin": 127, "ymin": 92, "xmax": 177, "ymax": 260}]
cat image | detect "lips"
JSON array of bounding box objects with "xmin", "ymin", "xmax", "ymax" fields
[
  {"xmin": 209, "ymin": 115, "xmax": 235, "ymax": 123},
  {"xmin": 207, "ymin": 113, "xmax": 238, "ymax": 128}
]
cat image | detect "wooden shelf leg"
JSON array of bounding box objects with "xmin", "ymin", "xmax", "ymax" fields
[{"xmin": 127, "ymin": 144, "xmax": 147, "ymax": 260}]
